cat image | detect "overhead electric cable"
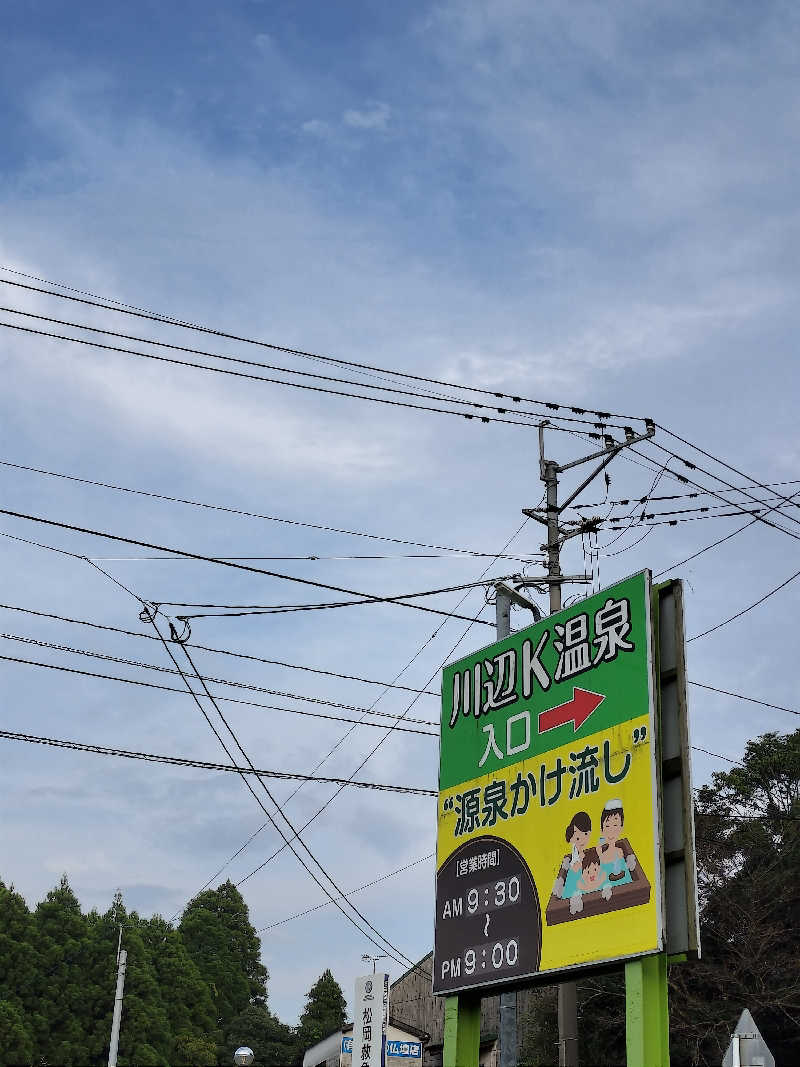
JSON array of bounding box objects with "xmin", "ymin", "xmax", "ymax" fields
[
  {"xmin": 0, "ymin": 653, "xmax": 437, "ymax": 735},
  {"xmin": 0, "ymin": 457, "xmax": 538, "ymax": 560},
  {"xmin": 689, "ymin": 681, "xmax": 800, "ymax": 719},
  {"xmin": 573, "ymin": 477, "xmax": 800, "ymax": 510},
  {"xmin": 0, "ymin": 601, "xmax": 439, "ymax": 696},
  {"xmin": 231, "ymin": 520, "xmax": 531, "ymax": 892},
  {"xmin": 0, "ymin": 318, "xmax": 569, "ymax": 433},
  {"xmin": 657, "ymin": 422, "xmax": 800, "ymax": 521},
  {"xmin": 258, "ymin": 853, "xmax": 435, "ymax": 932},
  {"xmin": 0, "ymin": 507, "xmax": 496, "ymax": 627},
  {"xmin": 0, "ymin": 269, "xmax": 652, "ymax": 425},
  {"xmin": 0, "ymin": 305, "xmax": 639, "ymax": 433},
  {"xmin": 157, "ymin": 624, "xmax": 426, "ymax": 974},
  {"xmin": 0, "ymin": 633, "xmax": 439, "ymax": 728},
  {"xmin": 688, "ymin": 566, "xmax": 800, "ymax": 642},
  {"xmin": 0, "ymin": 728, "xmax": 436, "ymax": 794},
  {"xmin": 153, "ymin": 576, "xmax": 517, "ymax": 621},
  {"xmin": 638, "ymin": 440, "xmax": 800, "ymax": 539}
]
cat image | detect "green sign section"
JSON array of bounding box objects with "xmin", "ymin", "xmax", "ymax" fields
[{"xmin": 440, "ymin": 571, "xmax": 652, "ymax": 791}]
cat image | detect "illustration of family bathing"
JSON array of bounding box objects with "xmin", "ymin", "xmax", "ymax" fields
[{"xmin": 551, "ymin": 798, "xmax": 643, "ymax": 919}]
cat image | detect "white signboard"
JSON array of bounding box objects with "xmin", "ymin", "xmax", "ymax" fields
[{"xmin": 351, "ymin": 973, "xmax": 389, "ymax": 1067}]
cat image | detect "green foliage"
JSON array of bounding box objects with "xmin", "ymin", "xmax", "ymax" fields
[
  {"xmin": 221, "ymin": 1004, "xmax": 299, "ymax": 1066},
  {"xmin": 296, "ymin": 968, "xmax": 347, "ymax": 1052},
  {"xmin": 0, "ymin": 873, "xmax": 280, "ymax": 1067},
  {"xmin": 669, "ymin": 728, "xmax": 800, "ymax": 1065},
  {"xmin": 173, "ymin": 1032, "xmax": 218, "ymax": 1065},
  {"xmin": 179, "ymin": 881, "xmax": 268, "ymax": 1028},
  {"xmin": 0, "ymin": 999, "xmax": 34, "ymax": 1067}
]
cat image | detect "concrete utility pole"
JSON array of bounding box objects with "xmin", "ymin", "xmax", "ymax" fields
[
  {"xmin": 495, "ymin": 582, "xmax": 541, "ymax": 1067},
  {"xmin": 522, "ymin": 419, "xmax": 655, "ymax": 1067},
  {"xmin": 107, "ymin": 942, "xmax": 127, "ymax": 1067}
]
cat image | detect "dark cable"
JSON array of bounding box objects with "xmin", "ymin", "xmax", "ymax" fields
[
  {"xmin": 0, "ymin": 507, "xmax": 496, "ymax": 627},
  {"xmin": 0, "ymin": 305, "xmax": 639, "ymax": 433},
  {"xmin": 0, "ymin": 269, "xmax": 652, "ymax": 425},
  {"xmin": 0, "ymin": 318, "xmax": 561, "ymax": 433},
  {"xmin": 0, "ymin": 638, "xmax": 438, "ymax": 732},
  {"xmin": 0, "ymin": 457, "xmax": 537, "ymax": 560},
  {"xmin": 688, "ymin": 566, "xmax": 800, "ymax": 642},
  {"xmin": 0, "ymin": 601, "xmax": 439, "ymax": 696},
  {"xmin": 0, "ymin": 728, "xmax": 436, "ymax": 794}
]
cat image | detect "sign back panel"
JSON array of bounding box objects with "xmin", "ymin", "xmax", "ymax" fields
[{"xmin": 433, "ymin": 570, "xmax": 663, "ymax": 995}]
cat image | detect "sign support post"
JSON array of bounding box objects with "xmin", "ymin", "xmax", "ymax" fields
[
  {"xmin": 443, "ymin": 994, "xmax": 481, "ymax": 1067},
  {"xmin": 625, "ymin": 953, "xmax": 669, "ymax": 1067}
]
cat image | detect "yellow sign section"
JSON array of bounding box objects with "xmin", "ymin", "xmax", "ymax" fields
[{"xmin": 435, "ymin": 715, "xmax": 660, "ymax": 986}]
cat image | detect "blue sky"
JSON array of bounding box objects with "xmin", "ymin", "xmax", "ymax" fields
[{"xmin": 1, "ymin": 0, "xmax": 799, "ymax": 1026}]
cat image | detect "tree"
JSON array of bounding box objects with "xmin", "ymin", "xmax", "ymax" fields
[
  {"xmin": 222, "ymin": 1004, "xmax": 298, "ymax": 1066},
  {"xmin": 32, "ymin": 874, "xmax": 93, "ymax": 1065},
  {"xmin": 0, "ymin": 1000, "xmax": 33, "ymax": 1067},
  {"xmin": 172, "ymin": 1032, "xmax": 218, "ymax": 1066},
  {"xmin": 179, "ymin": 881, "xmax": 268, "ymax": 1030},
  {"xmin": 136, "ymin": 913, "xmax": 218, "ymax": 1056},
  {"xmin": 669, "ymin": 728, "xmax": 800, "ymax": 1065},
  {"xmin": 296, "ymin": 969, "xmax": 347, "ymax": 1053}
]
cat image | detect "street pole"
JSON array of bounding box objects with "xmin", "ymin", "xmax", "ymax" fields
[
  {"xmin": 543, "ymin": 456, "xmax": 579, "ymax": 1067},
  {"xmin": 107, "ymin": 946, "xmax": 127, "ymax": 1067},
  {"xmin": 523, "ymin": 419, "xmax": 656, "ymax": 1067},
  {"xmin": 496, "ymin": 583, "xmax": 540, "ymax": 1067}
]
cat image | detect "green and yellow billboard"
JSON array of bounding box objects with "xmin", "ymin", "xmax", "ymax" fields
[{"xmin": 433, "ymin": 570, "xmax": 663, "ymax": 994}]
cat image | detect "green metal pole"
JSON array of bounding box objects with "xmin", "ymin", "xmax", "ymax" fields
[
  {"xmin": 443, "ymin": 994, "xmax": 481, "ymax": 1067},
  {"xmin": 625, "ymin": 953, "xmax": 669, "ymax": 1067}
]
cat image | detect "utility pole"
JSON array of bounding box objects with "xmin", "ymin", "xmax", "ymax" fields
[
  {"xmin": 495, "ymin": 581, "xmax": 541, "ymax": 1067},
  {"xmin": 522, "ymin": 418, "xmax": 655, "ymax": 1067},
  {"xmin": 108, "ymin": 929, "xmax": 127, "ymax": 1067}
]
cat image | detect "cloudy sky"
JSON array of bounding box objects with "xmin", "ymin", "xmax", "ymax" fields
[{"xmin": 2, "ymin": 0, "xmax": 799, "ymax": 1025}]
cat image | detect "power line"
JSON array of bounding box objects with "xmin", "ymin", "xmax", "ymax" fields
[
  {"xmin": 231, "ymin": 520, "xmax": 531, "ymax": 893},
  {"xmin": 0, "ymin": 268, "xmax": 652, "ymax": 426},
  {"xmin": 688, "ymin": 565, "xmax": 800, "ymax": 642},
  {"xmin": 0, "ymin": 507, "xmax": 496, "ymax": 627},
  {"xmin": 657, "ymin": 422, "xmax": 800, "ymax": 522},
  {"xmin": 0, "ymin": 633, "xmax": 439, "ymax": 728},
  {"xmin": 152, "ymin": 577, "xmax": 516, "ymax": 621},
  {"xmin": 640, "ymin": 440, "xmax": 800, "ymax": 540},
  {"xmin": 158, "ymin": 622, "xmax": 426, "ymax": 974},
  {"xmin": 0, "ymin": 728, "xmax": 436, "ymax": 795},
  {"xmin": 0, "ymin": 318, "xmax": 560, "ymax": 432},
  {"xmin": 0, "ymin": 304, "xmax": 639, "ymax": 434},
  {"xmin": 258, "ymin": 853, "xmax": 435, "ymax": 933},
  {"xmin": 0, "ymin": 652, "xmax": 438, "ymax": 736},
  {"xmin": 689, "ymin": 681, "xmax": 800, "ymax": 719},
  {"xmin": 0, "ymin": 602, "xmax": 439, "ymax": 696},
  {"xmin": 0, "ymin": 458, "xmax": 538, "ymax": 560},
  {"xmin": 573, "ymin": 477, "xmax": 800, "ymax": 510},
  {"xmin": 0, "ymin": 519, "xmax": 434, "ymax": 975}
]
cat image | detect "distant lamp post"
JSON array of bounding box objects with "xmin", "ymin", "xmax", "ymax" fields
[
  {"xmin": 234, "ymin": 1048, "xmax": 254, "ymax": 1066},
  {"xmin": 361, "ymin": 953, "xmax": 389, "ymax": 974}
]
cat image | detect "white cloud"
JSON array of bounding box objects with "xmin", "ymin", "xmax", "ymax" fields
[{"xmin": 342, "ymin": 102, "xmax": 390, "ymax": 130}]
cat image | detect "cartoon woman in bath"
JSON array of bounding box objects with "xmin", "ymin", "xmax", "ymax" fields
[{"xmin": 565, "ymin": 811, "xmax": 592, "ymax": 873}]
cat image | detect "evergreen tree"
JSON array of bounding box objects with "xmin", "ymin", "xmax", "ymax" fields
[
  {"xmin": 222, "ymin": 1004, "xmax": 299, "ymax": 1066},
  {"xmin": 32, "ymin": 874, "xmax": 93, "ymax": 1064},
  {"xmin": 0, "ymin": 882, "xmax": 41, "ymax": 1046},
  {"xmin": 0, "ymin": 1000, "xmax": 33, "ymax": 1067},
  {"xmin": 136, "ymin": 912, "xmax": 218, "ymax": 1058},
  {"xmin": 179, "ymin": 881, "xmax": 268, "ymax": 1031},
  {"xmin": 296, "ymin": 969, "xmax": 347, "ymax": 1053}
]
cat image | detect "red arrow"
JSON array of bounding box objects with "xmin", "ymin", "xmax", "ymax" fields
[{"xmin": 538, "ymin": 688, "xmax": 605, "ymax": 734}]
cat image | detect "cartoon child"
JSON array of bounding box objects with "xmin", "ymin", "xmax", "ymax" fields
[
  {"xmin": 565, "ymin": 811, "xmax": 592, "ymax": 873},
  {"xmin": 577, "ymin": 847, "xmax": 607, "ymax": 893},
  {"xmin": 598, "ymin": 798, "xmax": 637, "ymax": 877}
]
